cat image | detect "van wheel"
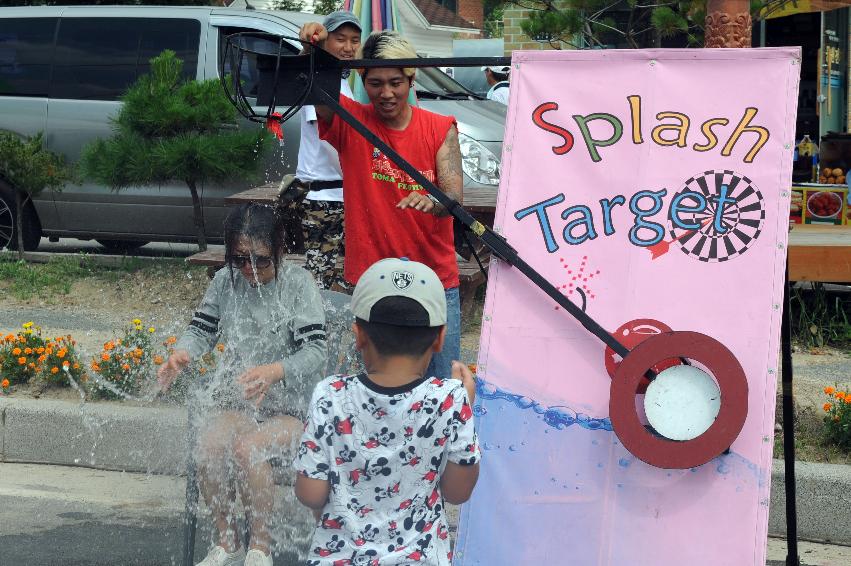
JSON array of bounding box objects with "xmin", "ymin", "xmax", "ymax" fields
[
  {"xmin": 0, "ymin": 179, "xmax": 42, "ymax": 252},
  {"xmin": 96, "ymin": 239, "xmax": 150, "ymax": 253}
]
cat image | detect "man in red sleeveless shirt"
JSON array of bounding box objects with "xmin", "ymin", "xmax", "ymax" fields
[{"xmin": 298, "ymin": 24, "xmax": 464, "ymax": 380}]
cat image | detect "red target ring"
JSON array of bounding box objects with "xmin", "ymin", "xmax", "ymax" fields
[
  {"xmin": 604, "ymin": 319, "xmax": 682, "ymax": 393},
  {"xmin": 609, "ymin": 331, "xmax": 748, "ymax": 469}
]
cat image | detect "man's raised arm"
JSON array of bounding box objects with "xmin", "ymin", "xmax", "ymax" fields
[{"xmin": 299, "ymin": 22, "xmax": 335, "ymax": 125}]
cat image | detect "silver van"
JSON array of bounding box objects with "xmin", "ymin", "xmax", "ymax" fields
[{"xmin": 0, "ymin": 5, "xmax": 505, "ymax": 252}]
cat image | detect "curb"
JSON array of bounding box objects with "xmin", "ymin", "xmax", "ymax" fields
[{"xmin": 2, "ymin": 397, "xmax": 850, "ymax": 544}]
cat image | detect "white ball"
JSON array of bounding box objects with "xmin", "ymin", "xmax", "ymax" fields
[{"xmin": 644, "ymin": 365, "xmax": 721, "ymax": 441}]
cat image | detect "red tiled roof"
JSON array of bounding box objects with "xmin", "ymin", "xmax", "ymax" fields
[{"xmin": 411, "ymin": 0, "xmax": 478, "ymax": 30}]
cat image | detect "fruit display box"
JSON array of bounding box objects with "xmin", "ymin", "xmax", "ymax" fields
[{"xmin": 791, "ymin": 184, "xmax": 849, "ymax": 225}]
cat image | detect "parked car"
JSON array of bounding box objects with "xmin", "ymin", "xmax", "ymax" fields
[{"xmin": 0, "ymin": 5, "xmax": 505, "ymax": 252}]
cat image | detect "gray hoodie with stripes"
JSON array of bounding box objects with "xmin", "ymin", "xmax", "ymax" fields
[{"xmin": 176, "ymin": 262, "xmax": 327, "ymax": 420}]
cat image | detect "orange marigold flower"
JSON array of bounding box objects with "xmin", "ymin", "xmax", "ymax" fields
[
  {"xmin": 5, "ymin": 334, "xmax": 14, "ymax": 342},
  {"xmin": 104, "ymin": 342, "xmax": 114, "ymax": 351},
  {"xmin": 50, "ymin": 367, "xmax": 59, "ymax": 374},
  {"xmin": 12, "ymin": 347, "xmax": 21, "ymax": 356},
  {"xmin": 836, "ymin": 391, "xmax": 847, "ymax": 400},
  {"xmin": 1, "ymin": 378, "xmax": 9, "ymax": 388},
  {"xmin": 62, "ymin": 361, "xmax": 70, "ymax": 369},
  {"xmin": 216, "ymin": 343, "xmax": 225, "ymax": 352},
  {"xmin": 824, "ymin": 402, "xmax": 833, "ymax": 412},
  {"xmin": 28, "ymin": 363, "xmax": 35, "ymax": 369},
  {"xmin": 17, "ymin": 357, "xmax": 26, "ymax": 365},
  {"xmin": 199, "ymin": 367, "xmax": 207, "ymax": 375},
  {"xmin": 101, "ymin": 353, "xmax": 110, "ymax": 362},
  {"xmin": 73, "ymin": 363, "xmax": 80, "ymax": 369},
  {"xmin": 38, "ymin": 355, "xmax": 46, "ymax": 363},
  {"xmin": 825, "ymin": 386, "xmax": 835, "ymax": 395},
  {"xmin": 90, "ymin": 362, "xmax": 101, "ymax": 372},
  {"xmin": 154, "ymin": 355, "xmax": 164, "ymax": 365},
  {"xmin": 45, "ymin": 348, "xmax": 53, "ymax": 356},
  {"xmin": 57, "ymin": 349, "xmax": 67, "ymax": 359},
  {"xmin": 166, "ymin": 336, "xmax": 177, "ymax": 345},
  {"xmin": 133, "ymin": 348, "xmax": 143, "ymax": 358},
  {"xmin": 24, "ymin": 347, "xmax": 32, "ymax": 355},
  {"xmin": 36, "ymin": 347, "xmax": 44, "ymax": 354},
  {"xmin": 121, "ymin": 363, "xmax": 130, "ymax": 371}
]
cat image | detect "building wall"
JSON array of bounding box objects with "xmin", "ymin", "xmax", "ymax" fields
[
  {"xmin": 457, "ymin": 0, "xmax": 484, "ymax": 29},
  {"xmin": 398, "ymin": 0, "xmax": 457, "ymax": 56},
  {"xmin": 503, "ymin": 3, "xmax": 571, "ymax": 54}
]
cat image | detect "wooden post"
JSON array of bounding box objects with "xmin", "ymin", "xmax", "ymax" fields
[{"xmin": 704, "ymin": 0, "xmax": 753, "ymax": 48}]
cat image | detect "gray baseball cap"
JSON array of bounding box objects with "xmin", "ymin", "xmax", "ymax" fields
[
  {"xmin": 323, "ymin": 10, "xmax": 362, "ymax": 33},
  {"xmin": 352, "ymin": 258, "xmax": 447, "ymax": 327}
]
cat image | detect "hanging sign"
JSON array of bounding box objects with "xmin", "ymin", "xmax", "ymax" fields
[{"xmin": 455, "ymin": 48, "xmax": 800, "ymax": 565}]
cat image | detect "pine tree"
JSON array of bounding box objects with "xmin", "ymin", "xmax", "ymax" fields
[{"xmin": 82, "ymin": 50, "xmax": 273, "ymax": 251}]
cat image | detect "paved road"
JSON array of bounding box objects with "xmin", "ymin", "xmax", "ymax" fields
[
  {"xmin": 0, "ymin": 463, "xmax": 302, "ymax": 566},
  {"xmin": 2, "ymin": 463, "xmax": 849, "ymax": 566}
]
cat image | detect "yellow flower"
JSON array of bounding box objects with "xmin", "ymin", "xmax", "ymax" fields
[
  {"xmin": 50, "ymin": 367, "xmax": 59, "ymax": 375},
  {"xmin": 22, "ymin": 322, "xmax": 33, "ymax": 329},
  {"xmin": 23, "ymin": 329, "xmax": 32, "ymax": 335},
  {"xmin": 1, "ymin": 378, "xmax": 9, "ymax": 388},
  {"xmin": 824, "ymin": 402, "xmax": 833, "ymax": 412},
  {"xmin": 148, "ymin": 327, "xmax": 156, "ymax": 333},
  {"xmin": 132, "ymin": 319, "xmax": 142, "ymax": 326},
  {"xmin": 825, "ymin": 386, "xmax": 835, "ymax": 395}
]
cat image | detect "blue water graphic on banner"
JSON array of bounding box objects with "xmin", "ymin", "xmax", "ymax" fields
[{"xmin": 454, "ymin": 380, "xmax": 765, "ymax": 565}]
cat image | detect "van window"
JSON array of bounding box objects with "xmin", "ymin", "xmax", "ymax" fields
[
  {"xmin": 51, "ymin": 18, "xmax": 201, "ymax": 101},
  {"xmin": 0, "ymin": 18, "xmax": 57, "ymax": 97},
  {"xmin": 219, "ymin": 27, "xmax": 299, "ymax": 98}
]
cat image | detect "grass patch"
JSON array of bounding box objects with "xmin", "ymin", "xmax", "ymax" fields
[
  {"xmin": 791, "ymin": 283, "xmax": 851, "ymax": 349},
  {"xmin": 0, "ymin": 255, "xmax": 196, "ymax": 300},
  {"xmin": 774, "ymin": 403, "xmax": 851, "ymax": 465}
]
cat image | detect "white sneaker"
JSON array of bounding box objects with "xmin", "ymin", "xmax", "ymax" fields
[
  {"xmin": 196, "ymin": 545, "xmax": 246, "ymax": 566},
  {"xmin": 244, "ymin": 549, "xmax": 273, "ymax": 566}
]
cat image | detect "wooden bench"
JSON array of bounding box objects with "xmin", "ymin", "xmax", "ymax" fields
[{"xmin": 186, "ymin": 249, "xmax": 488, "ymax": 317}]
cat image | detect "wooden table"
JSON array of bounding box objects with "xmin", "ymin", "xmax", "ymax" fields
[{"xmin": 226, "ymin": 185, "xmax": 851, "ymax": 284}]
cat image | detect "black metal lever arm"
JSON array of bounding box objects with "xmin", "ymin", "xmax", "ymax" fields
[{"xmin": 313, "ymin": 86, "xmax": 631, "ymax": 359}]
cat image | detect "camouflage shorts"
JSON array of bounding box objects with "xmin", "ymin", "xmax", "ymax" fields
[{"xmin": 302, "ymin": 200, "xmax": 344, "ymax": 290}]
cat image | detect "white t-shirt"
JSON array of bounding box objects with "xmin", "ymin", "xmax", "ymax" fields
[
  {"xmin": 486, "ymin": 81, "xmax": 510, "ymax": 105},
  {"xmin": 295, "ymin": 372, "xmax": 480, "ymax": 565},
  {"xmin": 297, "ymin": 78, "xmax": 354, "ymax": 202}
]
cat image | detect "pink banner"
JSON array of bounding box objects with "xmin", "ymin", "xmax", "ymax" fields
[{"xmin": 455, "ymin": 48, "xmax": 801, "ymax": 565}]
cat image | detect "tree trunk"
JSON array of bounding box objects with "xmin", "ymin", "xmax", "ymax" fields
[
  {"xmin": 186, "ymin": 180, "xmax": 207, "ymax": 252},
  {"xmin": 704, "ymin": 0, "xmax": 753, "ymax": 48},
  {"xmin": 15, "ymin": 190, "xmax": 25, "ymax": 261}
]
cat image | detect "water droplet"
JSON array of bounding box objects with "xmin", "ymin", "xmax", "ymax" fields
[
  {"xmin": 596, "ymin": 462, "xmax": 604, "ymax": 469},
  {"xmin": 508, "ymin": 444, "xmax": 518, "ymax": 452},
  {"xmin": 533, "ymin": 490, "xmax": 539, "ymax": 495},
  {"xmin": 618, "ymin": 458, "xmax": 630, "ymax": 468},
  {"xmin": 591, "ymin": 439, "xmax": 599, "ymax": 446}
]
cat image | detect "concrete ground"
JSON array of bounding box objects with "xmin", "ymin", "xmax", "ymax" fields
[{"xmin": 1, "ymin": 463, "xmax": 848, "ymax": 566}]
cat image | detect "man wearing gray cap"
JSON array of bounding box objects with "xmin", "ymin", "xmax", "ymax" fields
[
  {"xmin": 297, "ymin": 10, "xmax": 362, "ymax": 290},
  {"xmin": 482, "ymin": 64, "xmax": 510, "ymax": 105}
]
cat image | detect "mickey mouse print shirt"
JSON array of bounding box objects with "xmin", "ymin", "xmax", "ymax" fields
[{"xmin": 295, "ymin": 372, "xmax": 480, "ymax": 565}]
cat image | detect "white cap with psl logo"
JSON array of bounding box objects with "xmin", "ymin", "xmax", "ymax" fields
[{"xmin": 351, "ymin": 258, "xmax": 447, "ymax": 327}]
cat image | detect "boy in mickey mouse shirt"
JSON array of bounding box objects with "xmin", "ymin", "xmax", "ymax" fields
[{"xmin": 294, "ymin": 258, "xmax": 480, "ymax": 565}]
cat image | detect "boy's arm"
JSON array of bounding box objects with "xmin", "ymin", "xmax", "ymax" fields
[
  {"xmin": 440, "ymin": 461, "xmax": 480, "ymax": 505},
  {"xmin": 295, "ymin": 473, "xmax": 331, "ymax": 510},
  {"xmin": 298, "ymin": 22, "xmax": 334, "ymax": 124}
]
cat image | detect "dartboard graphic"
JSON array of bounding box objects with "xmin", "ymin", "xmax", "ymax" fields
[{"xmin": 668, "ymin": 170, "xmax": 765, "ymax": 263}]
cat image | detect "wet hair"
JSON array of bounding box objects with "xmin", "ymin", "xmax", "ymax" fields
[
  {"xmin": 355, "ymin": 297, "xmax": 442, "ymax": 357},
  {"xmin": 357, "ymin": 30, "xmax": 417, "ymax": 79},
  {"xmin": 223, "ymin": 203, "xmax": 286, "ymax": 284}
]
